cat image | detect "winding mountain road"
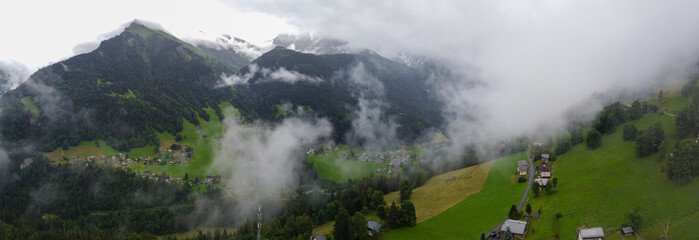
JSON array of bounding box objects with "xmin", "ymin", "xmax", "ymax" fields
[
  {"xmin": 518, "ymin": 145, "xmax": 535, "ymax": 211},
  {"xmin": 483, "ymin": 145, "xmax": 534, "ymax": 239}
]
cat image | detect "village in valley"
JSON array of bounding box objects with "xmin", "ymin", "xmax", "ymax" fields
[
  {"xmin": 305, "ymin": 138, "xmax": 448, "ymax": 178},
  {"xmin": 46, "ymin": 142, "xmax": 221, "ymax": 185}
]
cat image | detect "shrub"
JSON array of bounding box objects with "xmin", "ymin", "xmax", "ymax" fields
[
  {"xmin": 518, "ymin": 176, "xmax": 527, "ymax": 183},
  {"xmin": 623, "ymin": 124, "xmax": 638, "ymax": 141}
]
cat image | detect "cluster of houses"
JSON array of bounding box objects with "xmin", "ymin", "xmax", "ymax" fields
[
  {"xmin": 305, "ymin": 144, "xmax": 417, "ymax": 176},
  {"xmin": 56, "ymin": 144, "xmax": 194, "ymax": 169},
  {"xmin": 101, "ymin": 153, "xmax": 152, "ymax": 167},
  {"xmin": 305, "ymin": 145, "xmax": 340, "ymax": 155},
  {"xmin": 516, "ymin": 154, "xmax": 553, "ymax": 186},
  {"xmin": 331, "ymin": 151, "xmax": 411, "ymax": 165},
  {"xmin": 534, "ymin": 163, "xmax": 551, "ymax": 187}
]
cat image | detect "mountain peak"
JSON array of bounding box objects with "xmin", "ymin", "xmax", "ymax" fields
[{"xmin": 123, "ymin": 20, "xmax": 170, "ymax": 39}]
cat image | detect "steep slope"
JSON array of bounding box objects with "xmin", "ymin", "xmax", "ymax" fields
[
  {"xmin": 231, "ymin": 47, "xmax": 444, "ymax": 143},
  {"xmin": 0, "ymin": 22, "xmax": 235, "ymax": 151}
]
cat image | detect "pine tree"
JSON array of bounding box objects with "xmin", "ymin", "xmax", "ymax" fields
[
  {"xmin": 350, "ymin": 213, "xmax": 368, "ymax": 240},
  {"xmin": 399, "ymin": 181, "xmax": 412, "ymax": 201},
  {"xmin": 508, "ymin": 204, "xmax": 519, "ymax": 219},
  {"xmin": 334, "ymin": 210, "xmax": 351, "ymax": 240},
  {"xmin": 399, "ymin": 200, "xmax": 417, "ymax": 227},
  {"xmin": 526, "ymin": 203, "xmax": 532, "ymax": 215},
  {"xmin": 377, "ymin": 206, "xmax": 387, "ymax": 221},
  {"xmin": 587, "ymin": 129, "xmax": 602, "ymax": 149},
  {"xmin": 503, "ymin": 227, "xmax": 514, "ymax": 240},
  {"xmin": 387, "ymin": 202, "xmax": 401, "ymax": 229}
]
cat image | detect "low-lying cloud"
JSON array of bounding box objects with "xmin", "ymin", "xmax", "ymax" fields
[
  {"xmin": 188, "ymin": 34, "xmax": 267, "ymax": 60},
  {"xmin": 220, "ymin": 64, "xmax": 323, "ymax": 85},
  {"xmin": 0, "ymin": 60, "xmax": 33, "ymax": 95},
  {"xmin": 337, "ymin": 63, "xmax": 401, "ymax": 151},
  {"xmin": 72, "ymin": 19, "xmax": 172, "ymax": 55},
  {"xmin": 210, "ymin": 116, "xmax": 332, "ymax": 220},
  {"xmin": 227, "ymin": 0, "xmax": 699, "ymax": 156}
]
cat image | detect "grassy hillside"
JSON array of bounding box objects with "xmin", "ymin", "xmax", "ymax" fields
[
  {"xmin": 647, "ymin": 95, "xmax": 692, "ymax": 114},
  {"xmin": 308, "ymin": 151, "xmax": 390, "ymax": 183},
  {"xmin": 524, "ymin": 113, "xmax": 699, "ymax": 239},
  {"xmin": 383, "ymin": 162, "xmax": 492, "ymax": 223},
  {"xmin": 381, "ymin": 153, "xmax": 527, "ymax": 240},
  {"xmin": 45, "ymin": 103, "xmax": 237, "ymax": 179},
  {"xmin": 45, "ymin": 139, "xmax": 119, "ymax": 162},
  {"xmin": 128, "ymin": 107, "xmax": 232, "ymax": 179}
]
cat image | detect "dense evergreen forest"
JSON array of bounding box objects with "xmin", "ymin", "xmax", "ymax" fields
[{"xmin": 231, "ymin": 48, "xmax": 444, "ymax": 143}]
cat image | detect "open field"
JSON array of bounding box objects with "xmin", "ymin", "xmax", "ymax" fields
[
  {"xmin": 647, "ymin": 95, "xmax": 692, "ymax": 114},
  {"xmin": 308, "ymin": 152, "xmax": 390, "ymax": 183},
  {"xmin": 383, "ymin": 162, "xmax": 492, "ymax": 223},
  {"xmin": 20, "ymin": 97, "xmax": 39, "ymax": 115},
  {"xmin": 45, "ymin": 139, "xmax": 119, "ymax": 163},
  {"xmin": 524, "ymin": 113, "xmax": 699, "ymax": 240},
  {"xmin": 381, "ymin": 153, "xmax": 527, "ymax": 240}
]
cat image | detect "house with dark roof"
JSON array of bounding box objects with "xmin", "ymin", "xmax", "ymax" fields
[
  {"xmin": 517, "ymin": 160, "xmax": 529, "ymax": 175},
  {"xmin": 539, "ymin": 164, "xmax": 551, "ymax": 178},
  {"xmin": 541, "ymin": 153, "xmax": 550, "ymax": 162},
  {"xmin": 577, "ymin": 227, "xmax": 605, "ymax": 240}
]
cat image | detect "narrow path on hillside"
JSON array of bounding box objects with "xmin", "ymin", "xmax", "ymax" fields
[
  {"xmin": 517, "ymin": 145, "xmax": 534, "ymax": 211},
  {"xmin": 663, "ymin": 111, "xmax": 677, "ymax": 118},
  {"xmin": 484, "ymin": 146, "xmax": 534, "ymax": 239}
]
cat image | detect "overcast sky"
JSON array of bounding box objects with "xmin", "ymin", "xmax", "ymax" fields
[
  {"xmin": 0, "ymin": 0, "xmax": 295, "ymax": 69},
  {"xmin": 3, "ymin": 0, "xmax": 699, "ymax": 147},
  {"xmin": 222, "ymin": 0, "xmax": 699, "ymax": 140}
]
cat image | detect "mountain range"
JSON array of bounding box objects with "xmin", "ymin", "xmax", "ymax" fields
[{"xmin": 0, "ymin": 22, "xmax": 443, "ymax": 151}]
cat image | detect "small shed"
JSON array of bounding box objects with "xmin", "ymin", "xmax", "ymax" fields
[
  {"xmin": 367, "ymin": 221, "xmax": 382, "ymax": 232},
  {"xmin": 621, "ymin": 227, "xmax": 634, "ymax": 237},
  {"xmin": 577, "ymin": 227, "xmax": 605, "ymax": 240},
  {"xmin": 311, "ymin": 233, "xmax": 327, "ymax": 240}
]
